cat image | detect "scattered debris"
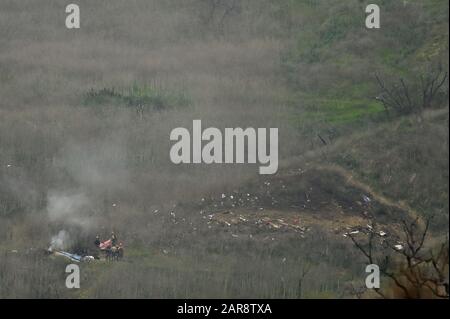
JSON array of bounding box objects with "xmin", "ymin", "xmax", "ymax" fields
[
  {"xmin": 209, "ymin": 211, "xmax": 307, "ymax": 236},
  {"xmin": 53, "ymin": 250, "xmax": 83, "ymax": 263},
  {"xmin": 362, "ymin": 195, "xmax": 371, "ymax": 203}
]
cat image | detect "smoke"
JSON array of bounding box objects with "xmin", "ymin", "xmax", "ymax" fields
[
  {"xmin": 56, "ymin": 137, "xmax": 131, "ymax": 194},
  {"xmin": 45, "ymin": 138, "xmax": 126, "ymax": 245},
  {"xmin": 49, "ymin": 230, "xmax": 71, "ymax": 251},
  {"xmin": 46, "ymin": 191, "xmax": 97, "ymax": 251},
  {"xmin": 47, "ymin": 190, "xmax": 94, "ymax": 229}
]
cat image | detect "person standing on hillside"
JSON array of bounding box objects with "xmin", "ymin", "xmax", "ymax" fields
[
  {"xmin": 117, "ymin": 243, "xmax": 124, "ymax": 260},
  {"xmin": 94, "ymin": 235, "xmax": 101, "ymax": 247},
  {"xmin": 111, "ymin": 232, "xmax": 117, "ymax": 246}
]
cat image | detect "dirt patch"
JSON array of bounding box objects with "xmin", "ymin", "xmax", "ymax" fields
[{"xmin": 197, "ymin": 165, "xmax": 412, "ymax": 242}]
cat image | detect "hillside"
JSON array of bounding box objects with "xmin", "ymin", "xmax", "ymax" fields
[{"xmin": 0, "ymin": 0, "xmax": 448, "ymax": 298}]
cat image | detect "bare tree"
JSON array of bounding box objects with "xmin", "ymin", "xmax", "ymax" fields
[
  {"xmin": 349, "ymin": 218, "xmax": 449, "ymax": 299},
  {"xmin": 198, "ymin": 0, "xmax": 241, "ymax": 35},
  {"xmin": 375, "ymin": 64, "xmax": 448, "ymax": 117},
  {"xmin": 297, "ymin": 264, "xmax": 311, "ymax": 298}
]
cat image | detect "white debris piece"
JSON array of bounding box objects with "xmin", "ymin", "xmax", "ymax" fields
[
  {"xmin": 349, "ymin": 230, "xmax": 360, "ymax": 235},
  {"xmin": 82, "ymin": 256, "xmax": 95, "ymax": 262},
  {"xmin": 378, "ymin": 231, "xmax": 387, "ymax": 237},
  {"xmin": 394, "ymin": 244, "xmax": 404, "ymax": 251},
  {"xmin": 221, "ymin": 193, "xmax": 226, "ymax": 199},
  {"xmin": 362, "ymin": 195, "xmax": 371, "ymax": 203}
]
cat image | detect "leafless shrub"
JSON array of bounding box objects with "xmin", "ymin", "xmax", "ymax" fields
[
  {"xmin": 197, "ymin": 0, "xmax": 242, "ymax": 35},
  {"xmin": 375, "ymin": 64, "xmax": 448, "ymax": 117},
  {"xmin": 349, "ymin": 217, "xmax": 449, "ymax": 299}
]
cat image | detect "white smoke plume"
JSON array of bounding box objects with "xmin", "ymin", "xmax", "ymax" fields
[
  {"xmin": 49, "ymin": 230, "xmax": 71, "ymax": 251},
  {"xmin": 47, "ymin": 191, "xmax": 94, "ymax": 229}
]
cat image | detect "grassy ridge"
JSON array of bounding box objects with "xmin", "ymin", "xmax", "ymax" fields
[{"xmin": 327, "ymin": 110, "xmax": 449, "ymax": 231}]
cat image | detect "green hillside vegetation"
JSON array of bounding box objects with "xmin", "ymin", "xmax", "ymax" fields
[
  {"xmin": 83, "ymin": 84, "xmax": 191, "ymax": 112},
  {"xmin": 281, "ymin": 0, "xmax": 448, "ymax": 129}
]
